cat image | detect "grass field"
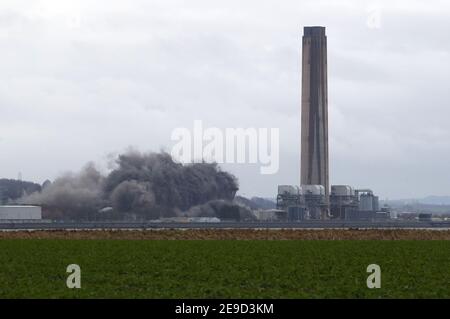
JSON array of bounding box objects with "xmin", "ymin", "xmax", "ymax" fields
[{"xmin": 0, "ymin": 240, "xmax": 449, "ymax": 298}]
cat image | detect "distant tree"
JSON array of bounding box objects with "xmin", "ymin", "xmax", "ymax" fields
[{"xmin": 0, "ymin": 179, "xmax": 42, "ymax": 203}]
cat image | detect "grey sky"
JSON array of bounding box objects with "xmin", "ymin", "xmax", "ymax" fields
[{"xmin": 1, "ymin": 0, "xmax": 450, "ymax": 199}]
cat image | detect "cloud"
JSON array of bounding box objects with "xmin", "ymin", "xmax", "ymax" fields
[{"xmin": 0, "ymin": 0, "xmax": 449, "ymax": 198}]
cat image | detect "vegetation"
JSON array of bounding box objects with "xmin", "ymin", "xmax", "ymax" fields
[
  {"xmin": 0, "ymin": 240, "xmax": 448, "ymax": 298},
  {"xmin": 0, "ymin": 179, "xmax": 41, "ymax": 204}
]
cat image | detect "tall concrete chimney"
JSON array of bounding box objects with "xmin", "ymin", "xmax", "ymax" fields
[{"xmin": 300, "ymin": 26, "xmax": 329, "ymax": 205}]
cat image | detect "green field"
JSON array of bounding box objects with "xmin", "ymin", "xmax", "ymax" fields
[{"xmin": 0, "ymin": 240, "xmax": 449, "ymax": 298}]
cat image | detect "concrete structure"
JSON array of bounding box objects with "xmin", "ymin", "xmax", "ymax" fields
[
  {"xmin": 300, "ymin": 26, "xmax": 329, "ymax": 205},
  {"xmin": 287, "ymin": 206, "xmax": 307, "ymax": 221},
  {"xmin": 330, "ymin": 185, "xmax": 359, "ymax": 219},
  {"xmin": 277, "ymin": 185, "xmax": 302, "ymax": 211},
  {"xmin": 277, "ymin": 184, "xmax": 327, "ymax": 220},
  {"xmin": 278, "ymin": 185, "xmax": 300, "ymax": 196},
  {"xmin": 356, "ymin": 189, "xmax": 379, "ymax": 212},
  {"xmin": 302, "ymin": 185, "xmax": 327, "ymax": 219},
  {"xmin": 0, "ymin": 206, "xmax": 42, "ymax": 220}
]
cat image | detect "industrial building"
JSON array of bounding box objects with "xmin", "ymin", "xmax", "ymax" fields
[
  {"xmin": 0, "ymin": 206, "xmax": 42, "ymax": 221},
  {"xmin": 329, "ymin": 185, "xmax": 358, "ymax": 219},
  {"xmin": 276, "ymin": 185, "xmax": 328, "ymax": 221},
  {"xmin": 276, "ymin": 26, "xmax": 390, "ymax": 222},
  {"xmin": 277, "ymin": 185, "xmax": 389, "ymax": 221}
]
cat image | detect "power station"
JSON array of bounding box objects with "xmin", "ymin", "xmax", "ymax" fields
[{"xmin": 277, "ymin": 26, "xmax": 389, "ymax": 221}]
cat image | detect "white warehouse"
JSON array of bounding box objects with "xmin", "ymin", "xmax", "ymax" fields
[{"xmin": 0, "ymin": 206, "xmax": 42, "ymax": 220}]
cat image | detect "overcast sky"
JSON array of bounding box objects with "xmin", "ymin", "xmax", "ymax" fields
[{"xmin": 1, "ymin": 0, "xmax": 450, "ymax": 199}]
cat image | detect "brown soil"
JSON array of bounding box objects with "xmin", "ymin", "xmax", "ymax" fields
[{"xmin": 1, "ymin": 229, "xmax": 450, "ymax": 240}]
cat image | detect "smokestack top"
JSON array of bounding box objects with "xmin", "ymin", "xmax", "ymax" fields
[{"xmin": 303, "ymin": 26, "xmax": 326, "ymax": 37}]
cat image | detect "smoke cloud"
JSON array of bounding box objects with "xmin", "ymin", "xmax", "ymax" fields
[
  {"xmin": 186, "ymin": 200, "xmax": 255, "ymax": 221},
  {"xmin": 21, "ymin": 151, "xmax": 240, "ymax": 220},
  {"xmin": 22, "ymin": 162, "xmax": 106, "ymax": 220}
]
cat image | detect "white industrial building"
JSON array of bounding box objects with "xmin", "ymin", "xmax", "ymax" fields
[{"xmin": 0, "ymin": 206, "xmax": 42, "ymax": 221}]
